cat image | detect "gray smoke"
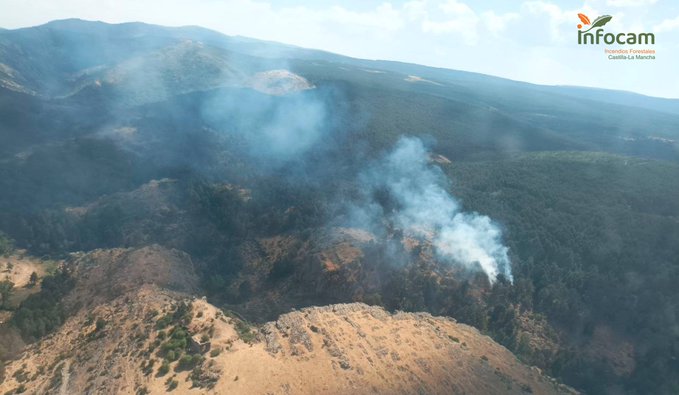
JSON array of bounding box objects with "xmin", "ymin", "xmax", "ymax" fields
[
  {"xmin": 202, "ymin": 87, "xmax": 328, "ymax": 166},
  {"xmin": 354, "ymin": 136, "xmax": 513, "ymax": 283},
  {"xmin": 194, "ymin": 62, "xmax": 339, "ymax": 174}
]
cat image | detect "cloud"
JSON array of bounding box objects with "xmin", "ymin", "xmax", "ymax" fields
[
  {"xmin": 654, "ymin": 15, "xmax": 679, "ymax": 32},
  {"xmin": 413, "ymin": 0, "xmax": 480, "ymax": 44},
  {"xmin": 517, "ymin": 1, "xmax": 607, "ymax": 44},
  {"xmin": 521, "ymin": 1, "xmax": 573, "ymax": 43},
  {"xmin": 607, "ymin": 0, "xmax": 658, "ymax": 7},
  {"xmin": 482, "ymin": 10, "xmax": 520, "ymax": 35},
  {"xmin": 280, "ymin": 3, "xmax": 404, "ymax": 33}
]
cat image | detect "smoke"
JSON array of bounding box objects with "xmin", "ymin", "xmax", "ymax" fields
[
  {"xmin": 201, "ymin": 81, "xmax": 332, "ymax": 170},
  {"xmin": 353, "ymin": 136, "xmax": 513, "ymax": 283},
  {"xmin": 37, "ymin": 22, "xmax": 511, "ymax": 283}
]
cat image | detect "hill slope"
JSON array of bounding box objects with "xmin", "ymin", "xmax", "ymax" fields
[
  {"xmin": 1, "ymin": 19, "xmax": 678, "ymax": 161},
  {"xmin": 0, "ymin": 246, "xmax": 574, "ymax": 395}
]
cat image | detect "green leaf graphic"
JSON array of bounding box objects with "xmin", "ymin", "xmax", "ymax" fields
[{"xmin": 582, "ymin": 15, "xmax": 613, "ymax": 33}]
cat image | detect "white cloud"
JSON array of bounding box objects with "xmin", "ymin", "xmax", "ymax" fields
[
  {"xmin": 482, "ymin": 10, "xmax": 520, "ymax": 35},
  {"xmin": 654, "ymin": 15, "xmax": 679, "ymax": 32},
  {"xmin": 607, "ymin": 0, "xmax": 658, "ymax": 7},
  {"xmin": 288, "ymin": 3, "xmax": 405, "ymax": 32},
  {"xmin": 519, "ymin": 1, "xmax": 604, "ymax": 43},
  {"xmin": 522, "ymin": 1, "xmax": 572, "ymax": 42},
  {"xmin": 439, "ymin": 0, "xmax": 474, "ymax": 16},
  {"xmin": 418, "ymin": 0, "xmax": 480, "ymax": 44},
  {"xmin": 403, "ymin": 0, "xmax": 428, "ymax": 21}
]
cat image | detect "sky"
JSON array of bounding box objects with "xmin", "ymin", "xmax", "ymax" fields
[{"xmin": 1, "ymin": 0, "xmax": 678, "ymax": 98}]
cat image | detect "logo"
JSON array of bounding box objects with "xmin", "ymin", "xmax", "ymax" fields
[
  {"xmin": 577, "ymin": 13, "xmax": 655, "ymax": 45},
  {"xmin": 577, "ymin": 13, "xmax": 612, "ymax": 32}
]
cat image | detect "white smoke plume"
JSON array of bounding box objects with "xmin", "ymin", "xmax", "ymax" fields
[{"xmin": 356, "ymin": 136, "xmax": 513, "ymax": 283}]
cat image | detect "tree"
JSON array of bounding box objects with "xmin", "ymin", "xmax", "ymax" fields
[
  {"xmin": 11, "ymin": 269, "xmax": 74, "ymax": 340},
  {"xmin": 0, "ymin": 280, "xmax": 14, "ymax": 309},
  {"xmin": 0, "ymin": 233, "xmax": 13, "ymax": 256},
  {"xmin": 28, "ymin": 272, "xmax": 38, "ymax": 288}
]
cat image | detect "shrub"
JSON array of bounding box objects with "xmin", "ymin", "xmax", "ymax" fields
[
  {"xmin": 147, "ymin": 339, "xmax": 161, "ymax": 353},
  {"xmin": 173, "ymin": 302, "xmax": 192, "ymax": 324},
  {"xmin": 166, "ymin": 379, "xmax": 178, "ymax": 391},
  {"xmin": 165, "ymin": 350, "xmax": 177, "ymax": 362},
  {"xmin": 234, "ymin": 320, "xmax": 256, "ymax": 343},
  {"xmin": 161, "ymin": 338, "xmax": 187, "ymax": 354},
  {"xmin": 176, "ymin": 354, "xmax": 203, "ymax": 371},
  {"xmin": 156, "ymin": 314, "xmax": 173, "ymax": 330},
  {"xmin": 12, "ymin": 368, "xmax": 28, "ymax": 383},
  {"xmin": 157, "ymin": 360, "xmax": 170, "ymax": 377},
  {"xmin": 95, "ymin": 318, "xmax": 107, "ymax": 331},
  {"xmin": 142, "ymin": 359, "xmax": 155, "ymax": 376}
]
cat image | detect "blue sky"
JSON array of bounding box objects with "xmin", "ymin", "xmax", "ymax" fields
[{"xmin": 1, "ymin": 0, "xmax": 678, "ymax": 97}]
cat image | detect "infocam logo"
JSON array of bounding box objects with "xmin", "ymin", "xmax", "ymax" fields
[{"xmin": 577, "ymin": 13, "xmax": 655, "ymax": 45}]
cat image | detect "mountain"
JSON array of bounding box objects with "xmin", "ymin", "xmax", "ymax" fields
[
  {"xmin": 2, "ymin": 19, "xmax": 678, "ymax": 161},
  {"xmin": 0, "ymin": 246, "xmax": 575, "ymax": 395},
  {"xmin": 0, "ymin": 19, "xmax": 678, "ymax": 394}
]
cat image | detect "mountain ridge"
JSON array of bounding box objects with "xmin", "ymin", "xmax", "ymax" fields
[
  {"xmin": 0, "ymin": 246, "xmax": 576, "ymax": 395},
  {"xmin": 2, "ymin": 19, "xmax": 679, "ymax": 104}
]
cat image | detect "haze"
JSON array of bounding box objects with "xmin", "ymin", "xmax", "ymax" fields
[{"xmin": 1, "ymin": 0, "xmax": 677, "ymax": 98}]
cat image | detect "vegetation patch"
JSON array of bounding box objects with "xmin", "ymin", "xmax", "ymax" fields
[
  {"xmin": 224, "ymin": 310, "xmax": 257, "ymax": 343},
  {"xmin": 176, "ymin": 353, "xmax": 203, "ymax": 371},
  {"xmin": 157, "ymin": 360, "xmax": 170, "ymax": 377},
  {"xmin": 0, "ymin": 232, "xmax": 13, "ymax": 256},
  {"xmin": 165, "ymin": 378, "xmax": 178, "ymax": 391},
  {"xmin": 11, "ymin": 269, "xmax": 74, "ymax": 341}
]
